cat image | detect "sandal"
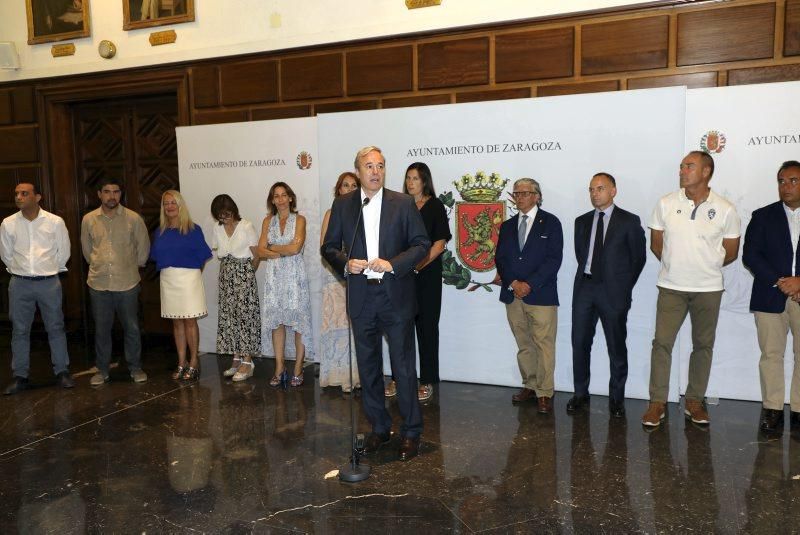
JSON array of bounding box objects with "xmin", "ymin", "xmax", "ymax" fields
[
  {"xmin": 171, "ymin": 365, "xmax": 186, "ymax": 380},
  {"xmin": 290, "ymin": 374, "xmax": 304, "ymax": 387},
  {"xmin": 418, "ymin": 384, "xmax": 434, "ymax": 401},
  {"xmin": 270, "ymin": 370, "xmax": 288, "ymax": 387},
  {"xmin": 232, "ymin": 360, "xmax": 254, "ymax": 382},
  {"xmin": 182, "ymin": 367, "xmax": 200, "ymax": 381},
  {"xmin": 223, "ymin": 357, "xmax": 242, "ymax": 377}
]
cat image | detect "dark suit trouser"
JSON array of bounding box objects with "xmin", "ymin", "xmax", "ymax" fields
[
  {"xmin": 571, "ymin": 277, "xmax": 629, "ymax": 401},
  {"xmin": 414, "ymin": 267, "xmax": 442, "ymax": 385},
  {"xmin": 352, "ymin": 283, "xmax": 423, "ymax": 438}
]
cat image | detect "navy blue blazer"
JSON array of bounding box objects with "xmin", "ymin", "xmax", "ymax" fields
[
  {"xmin": 321, "ymin": 188, "xmax": 430, "ymax": 320},
  {"xmin": 495, "ymin": 208, "xmax": 563, "ymax": 306},
  {"xmin": 743, "ymin": 201, "xmax": 799, "ymax": 313},
  {"xmin": 573, "ymin": 206, "xmax": 646, "ymax": 310}
]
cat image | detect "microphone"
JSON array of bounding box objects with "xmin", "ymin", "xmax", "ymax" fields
[
  {"xmin": 339, "ymin": 193, "xmax": 371, "ymax": 483},
  {"xmin": 345, "ymin": 196, "xmax": 369, "ymax": 264}
]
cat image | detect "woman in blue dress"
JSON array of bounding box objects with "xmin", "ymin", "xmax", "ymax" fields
[
  {"xmin": 150, "ymin": 190, "xmax": 212, "ymax": 381},
  {"xmin": 252, "ymin": 182, "xmax": 313, "ymax": 387}
]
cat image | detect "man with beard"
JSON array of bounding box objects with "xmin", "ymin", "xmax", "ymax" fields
[{"xmin": 81, "ymin": 177, "xmax": 150, "ymax": 386}]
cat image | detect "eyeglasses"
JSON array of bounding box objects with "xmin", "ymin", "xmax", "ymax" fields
[{"xmin": 511, "ymin": 191, "xmax": 536, "ymax": 198}]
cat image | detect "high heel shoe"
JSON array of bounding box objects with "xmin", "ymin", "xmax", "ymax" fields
[
  {"xmin": 269, "ymin": 370, "xmax": 288, "ymax": 387},
  {"xmin": 171, "ymin": 365, "xmax": 186, "ymax": 380},
  {"xmin": 232, "ymin": 360, "xmax": 254, "ymax": 382},
  {"xmin": 223, "ymin": 357, "xmax": 241, "ymax": 378},
  {"xmin": 182, "ymin": 367, "xmax": 200, "ymax": 381},
  {"xmin": 290, "ymin": 374, "xmax": 304, "ymax": 387}
]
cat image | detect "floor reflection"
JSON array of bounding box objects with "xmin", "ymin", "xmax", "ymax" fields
[{"xmin": 0, "ymin": 344, "xmax": 799, "ymax": 532}]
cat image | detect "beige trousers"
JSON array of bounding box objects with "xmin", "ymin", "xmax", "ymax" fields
[
  {"xmin": 505, "ymin": 299, "xmax": 557, "ymax": 397},
  {"xmin": 754, "ymin": 296, "xmax": 800, "ymax": 411},
  {"xmin": 649, "ymin": 287, "xmax": 723, "ymax": 403}
]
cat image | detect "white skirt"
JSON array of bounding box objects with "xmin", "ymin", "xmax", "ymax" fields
[{"xmin": 160, "ymin": 267, "xmax": 208, "ymax": 319}]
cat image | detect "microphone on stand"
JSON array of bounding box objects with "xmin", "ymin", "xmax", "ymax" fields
[{"xmin": 339, "ymin": 195, "xmax": 371, "ymax": 483}]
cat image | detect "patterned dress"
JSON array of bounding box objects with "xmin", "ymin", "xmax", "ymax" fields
[
  {"xmin": 261, "ymin": 213, "xmax": 314, "ymax": 359},
  {"xmin": 213, "ymin": 219, "xmax": 261, "ymax": 357},
  {"xmin": 318, "ymin": 261, "xmax": 358, "ymax": 389}
]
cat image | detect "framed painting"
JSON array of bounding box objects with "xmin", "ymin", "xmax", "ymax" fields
[
  {"xmin": 26, "ymin": 0, "xmax": 91, "ymax": 45},
  {"xmin": 123, "ymin": 0, "xmax": 195, "ymax": 31}
]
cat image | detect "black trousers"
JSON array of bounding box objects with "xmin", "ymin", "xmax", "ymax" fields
[
  {"xmin": 571, "ymin": 277, "xmax": 630, "ymax": 402},
  {"xmin": 352, "ymin": 283, "xmax": 422, "ymax": 438},
  {"xmin": 414, "ymin": 266, "xmax": 443, "ymax": 384}
]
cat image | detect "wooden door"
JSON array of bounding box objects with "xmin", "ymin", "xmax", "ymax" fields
[{"xmin": 72, "ymin": 95, "xmax": 179, "ymax": 336}]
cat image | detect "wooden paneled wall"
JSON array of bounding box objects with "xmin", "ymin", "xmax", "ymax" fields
[{"xmin": 1, "ymin": 0, "xmax": 800, "ymax": 219}]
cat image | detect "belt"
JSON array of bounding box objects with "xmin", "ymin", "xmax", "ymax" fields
[
  {"xmin": 14, "ymin": 274, "xmax": 57, "ymax": 281},
  {"xmin": 366, "ymin": 278, "xmax": 384, "ymax": 286},
  {"xmin": 582, "ymin": 273, "xmax": 593, "ymax": 280}
]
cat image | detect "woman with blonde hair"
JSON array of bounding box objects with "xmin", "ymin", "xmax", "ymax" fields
[
  {"xmin": 150, "ymin": 190, "xmax": 212, "ymax": 381},
  {"xmin": 252, "ymin": 182, "xmax": 313, "ymax": 387}
]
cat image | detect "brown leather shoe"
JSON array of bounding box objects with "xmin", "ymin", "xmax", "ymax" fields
[
  {"xmin": 641, "ymin": 401, "xmax": 666, "ymax": 427},
  {"xmin": 363, "ymin": 432, "xmax": 391, "ymax": 454},
  {"xmin": 398, "ymin": 436, "xmax": 420, "ymax": 462},
  {"xmin": 512, "ymin": 388, "xmax": 537, "ymax": 403},
  {"xmin": 684, "ymin": 399, "xmax": 709, "ymax": 425},
  {"xmin": 537, "ymin": 396, "xmax": 552, "ymax": 414}
]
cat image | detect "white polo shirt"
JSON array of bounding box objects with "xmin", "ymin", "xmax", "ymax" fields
[{"xmin": 649, "ymin": 188, "xmax": 740, "ymax": 292}]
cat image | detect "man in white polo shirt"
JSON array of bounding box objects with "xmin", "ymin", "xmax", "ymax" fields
[{"xmin": 642, "ymin": 151, "xmax": 740, "ymax": 427}]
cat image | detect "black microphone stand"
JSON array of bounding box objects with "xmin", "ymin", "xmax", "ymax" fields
[{"xmin": 339, "ymin": 196, "xmax": 370, "ymax": 483}]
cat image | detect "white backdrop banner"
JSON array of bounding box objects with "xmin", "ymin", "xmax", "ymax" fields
[
  {"xmin": 318, "ymin": 87, "xmax": 686, "ymax": 401},
  {"xmin": 176, "ymin": 118, "xmax": 321, "ymax": 361},
  {"xmin": 684, "ymin": 80, "xmax": 800, "ymax": 402}
]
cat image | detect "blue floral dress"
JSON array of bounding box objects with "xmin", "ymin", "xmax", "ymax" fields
[{"xmin": 261, "ymin": 213, "xmax": 314, "ymax": 359}]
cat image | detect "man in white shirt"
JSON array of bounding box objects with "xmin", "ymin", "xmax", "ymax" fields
[
  {"xmin": 743, "ymin": 160, "xmax": 800, "ymax": 434},
  {"xmin": 642, "ymin": 151, "xmax": 740, "ymax": 427},
  {"xmin": 1, "ymin": 183, "xmax": 74, "ymax": 394},
  {"xmin": 81, "ymin": 177, "xmax": 150, "ymax": 386},
  {"xmin": 321, "ymin": 146, "xmax": 430, "ymax": 462}
]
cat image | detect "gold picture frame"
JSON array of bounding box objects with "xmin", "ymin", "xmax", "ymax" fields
[
  {"xmin": 123, "ymin": 0, "xmax": 195, "ymax": 31},
  {"xmin": 26, "ymin": 0, "xmax": 91, "ymax": 45}
]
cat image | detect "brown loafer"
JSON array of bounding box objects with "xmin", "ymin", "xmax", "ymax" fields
[
  {"xmin": 537, "ymin": 396, "xmax": 552, "ymax": 414},
  {"xmin": 363, "ymin": 432, "xmax": 391, "ymax": 454},
  {"xmin": 512, "ymin": 388, "xmax": 537, "ymax": 403},
  {"xmin": 398, "ymin": 436, "xmax": 420, "ymax": 462}
]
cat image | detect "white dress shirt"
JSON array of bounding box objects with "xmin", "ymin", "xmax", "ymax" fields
[
  {"xmin": 785, "ymin": 203, "xmax": 800, "ymax": 276},
  {"xmin": 518, "ymin": 205, "xmax": 538, "ymax": 247},
  {"xmin": 0, "ymin": 208, "xmax": 71, "ymax": 277},
  {"xmin": 584, "ymin": 204, "xmax": 615, "ymax": 275},
  {"xmin": 361, "ymin": 187, "xmax": 384, "ymax": 279}
]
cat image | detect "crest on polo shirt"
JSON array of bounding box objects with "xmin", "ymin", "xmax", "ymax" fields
[{"xmin": 707, "ymin": 208, "xmax": 716, "ymax": 220}]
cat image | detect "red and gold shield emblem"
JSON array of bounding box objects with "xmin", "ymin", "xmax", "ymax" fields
[
  {"xmin": 296, "ymin": 151, "xmax": 313, "ymax": 170},
  {"xmin": 455, "ymin": 202, "xmax": 505, "ymax": 272}
]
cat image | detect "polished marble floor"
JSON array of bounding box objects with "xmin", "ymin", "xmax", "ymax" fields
[{"xmin": 0, "ymin": 341, "xmax": 798, "ymax": 533}]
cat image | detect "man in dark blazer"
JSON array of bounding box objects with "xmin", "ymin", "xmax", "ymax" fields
[
  {"xmin": 495, "ymin": 177, "xmax": 563, "ymax": 414},
  {"xmin": 568, "ymin": 172, "xmax": 646, "ymax": 418},
  {"xmin": 743, "ymin": 160, "xmax": 800, "ymax": 434},
  {"xmin": 321, "ymin": 146, "xmax": 430, "ymax": 461}
]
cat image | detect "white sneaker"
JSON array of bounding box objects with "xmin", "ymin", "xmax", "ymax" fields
[
  {"xmin": 130, "ymin": 369, "xmax": 148, "ymax": 383},
  {"xmin": 90, "ymin": 372, "xmax": 109, "ymax": 386}
]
